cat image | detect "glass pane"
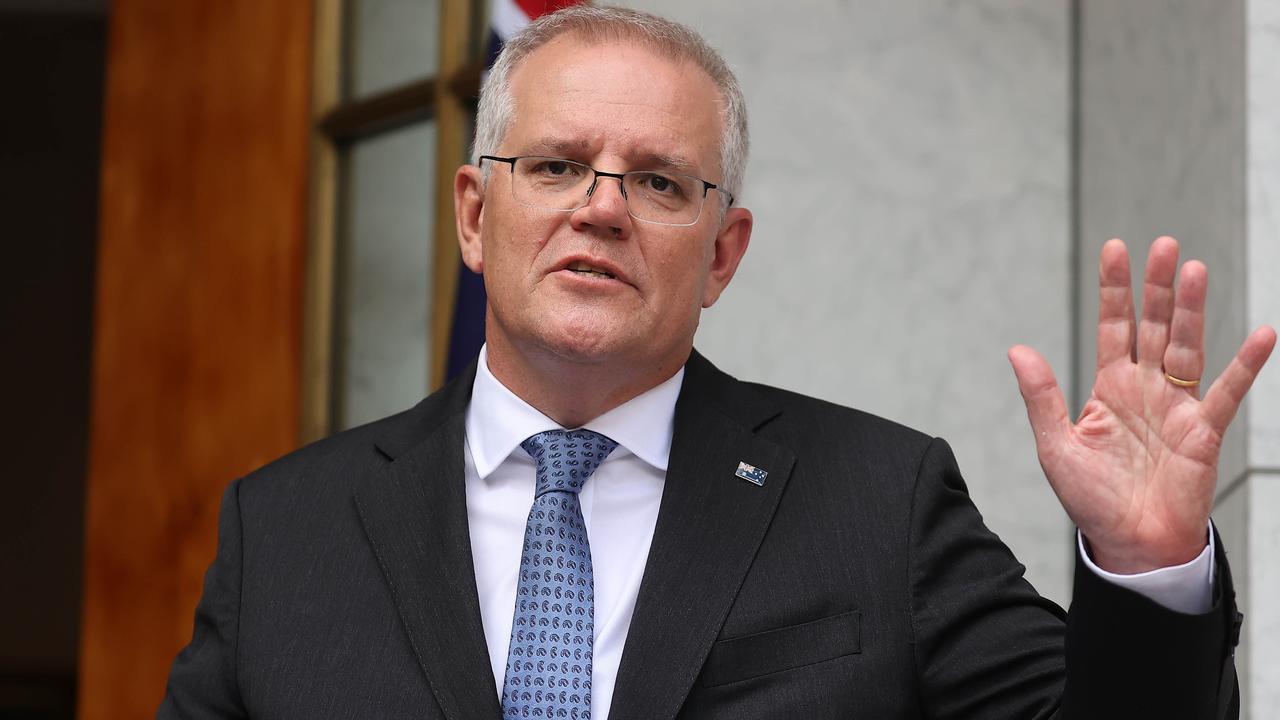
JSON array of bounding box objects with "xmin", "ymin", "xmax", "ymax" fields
[
  {"xmin": 346, "ymin": 0, "xmax": 440, "ymax": 99},
  {"xmin": 336, "ymin": 121, "xmax": 438, "ymax": 430}
]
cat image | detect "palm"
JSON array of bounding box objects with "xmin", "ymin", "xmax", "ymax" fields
[
  {"xmin": 1010, "ymin": 237, "xmax": 1275, "ymax": 573},
  {"xmin": 1049, "ymin": 358, "xmax": 1218, "ymax": 568}
]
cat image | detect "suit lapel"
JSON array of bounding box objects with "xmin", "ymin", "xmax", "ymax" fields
[
  {"xmin": 353, "ymin": 364, "xmax": 503, "ymax": 720},
  {"xmin": 609, "ymin": 352, "xmax": 796, "ymax": 720}
]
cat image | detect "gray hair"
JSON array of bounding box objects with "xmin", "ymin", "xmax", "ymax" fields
[{"xmin": 471, "ymin": 5, "xmax": 749, "ymax": 207}]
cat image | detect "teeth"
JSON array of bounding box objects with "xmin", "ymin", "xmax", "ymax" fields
[{"xmin": 567, "ymin": 262, "xmax": 615, "ymax": 279}]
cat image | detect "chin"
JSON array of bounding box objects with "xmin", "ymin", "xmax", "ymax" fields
[{"xmin": 535, "ymin": 313, "xmax": 644, "ymax": 365}]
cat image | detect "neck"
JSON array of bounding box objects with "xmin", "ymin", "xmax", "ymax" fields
[{"xmin": 484, "ymin": 332, "xmax": 688, "ymax": 429}]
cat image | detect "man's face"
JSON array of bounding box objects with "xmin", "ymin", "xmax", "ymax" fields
[{"xmin": 457, "ymin": 35, "xmax": 751, "ymax": 375}]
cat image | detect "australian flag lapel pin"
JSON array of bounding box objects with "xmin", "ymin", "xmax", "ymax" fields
[{"xmin": 735, "ymin": 461, "xmax": 768, "ymax": 486}]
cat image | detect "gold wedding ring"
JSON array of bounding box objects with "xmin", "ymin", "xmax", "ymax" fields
[{"xmin": 1164, "ymin": 371, "xmax": 1201, "ymax": 388}]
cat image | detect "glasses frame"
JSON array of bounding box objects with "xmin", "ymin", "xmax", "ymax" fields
[{"xmin": 478, "ymin": 154, "xmax": 734, "ymax": 227}]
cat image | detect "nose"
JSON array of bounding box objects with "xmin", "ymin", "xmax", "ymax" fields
[{"xmin": 570, "ymin": 174, "xmax": 632, "ymax": 238}]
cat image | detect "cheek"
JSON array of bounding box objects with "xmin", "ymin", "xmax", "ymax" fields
[
  {"xmin": 647, "ymin": 239, "xmax": 713, "ymax": 303},
  {"xmin": 482, "ymin": 211, "xmax": 559, "ymax": 278},
  {"xmin": 675, "ymin": 234, "xmax": 716, "ymax": 282}
]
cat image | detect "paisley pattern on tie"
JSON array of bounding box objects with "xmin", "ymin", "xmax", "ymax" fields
[{"xmin": 501, "ymin": 429, "xmax": 618, "ymax": 720}]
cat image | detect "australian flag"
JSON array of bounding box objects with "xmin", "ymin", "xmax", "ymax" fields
[{"xmin": 735, "ymin": 461, "xmax": 768, "ymax": 487}]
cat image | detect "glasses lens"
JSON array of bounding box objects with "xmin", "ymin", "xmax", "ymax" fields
[
  {"xmin": 511, "ymin": 157, "xmax": 594, "ymax": 211},
  {"xmin": 623, "ymin": 172, "xmax": 704, "ymax": 225}
]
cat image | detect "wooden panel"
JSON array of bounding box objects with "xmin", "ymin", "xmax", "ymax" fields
[{"xmin": 80, "ymin": 1, "xmax": 313, "ymax": 717}]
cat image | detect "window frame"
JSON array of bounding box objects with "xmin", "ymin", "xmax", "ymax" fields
[{"xmin": 302, "ymin": 0, "xmax": 486, "ymax": 442}]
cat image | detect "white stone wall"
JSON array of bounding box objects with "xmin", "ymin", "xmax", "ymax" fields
[
  {"xmin": 1249, "ymin": 0, "xmax": 1280, "ymax": 473},
  {"xmin": 1247, "ymin": 1, "xmax": 1280, "ymax": 715},
  {"xmin": 1080, "ymin": 0, "xmax": 1280, "ymax": 715},
  {"xmin": 617, "ymin": 0, "xmax": 1074, "ymax": 603}
]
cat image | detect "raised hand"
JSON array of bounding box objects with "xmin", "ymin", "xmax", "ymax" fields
[{"xmin": 1008, "ymin": 237, "xmax": 1275, "ymax": 574}]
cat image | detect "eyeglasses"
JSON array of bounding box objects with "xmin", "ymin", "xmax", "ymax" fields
[{"xmin": 478, "ymin": 155, "xmax": 732, "ymax": 227}]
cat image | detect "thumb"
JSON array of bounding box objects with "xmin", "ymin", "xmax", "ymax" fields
[{"xmin": 1008, "ymin": 345, "xmax": 1071, "ymax": 454}]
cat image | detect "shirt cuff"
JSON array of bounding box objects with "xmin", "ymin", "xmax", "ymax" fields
[{"xmin": 1078, "ymin": 524, "xmax": 1214, "ymax": 615}]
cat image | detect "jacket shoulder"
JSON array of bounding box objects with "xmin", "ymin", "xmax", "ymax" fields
[
  {"xmin": 238, "ymin": 362, "xmax": 474, "ymax": 496},
  {"xmin": 242, "ymin": 407, "xmax": 408, "ymax": 481},
  {"xmin": 740, "ymin": 380, "xmax": 935, "ymax": 454}
]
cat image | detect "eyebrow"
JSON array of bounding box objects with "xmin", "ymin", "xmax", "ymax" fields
[
  {"xmin": 522, "ymin": 137, "xmax": 593, "ymax": 157},
  {"xmin": 519, "ymin": 138, "xmax": 703, "ymax": 176}
]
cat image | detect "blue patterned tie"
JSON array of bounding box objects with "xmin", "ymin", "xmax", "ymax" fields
[{"xmin": 501, "ymin": 429, "xmax": 618, "ymax": 720}]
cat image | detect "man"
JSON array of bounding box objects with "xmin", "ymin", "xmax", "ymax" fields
[{"xmin": 159, "ymin": 6, "xmax": 1275, "ymax": 719}]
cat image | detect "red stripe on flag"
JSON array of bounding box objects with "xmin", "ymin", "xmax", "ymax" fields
[{"xmin": 513, "ymin": 0, "xmax": 582, "ymax": 21}]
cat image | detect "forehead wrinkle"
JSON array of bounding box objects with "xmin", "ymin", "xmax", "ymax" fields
[{"xmin": 632, "ymin": 152, "xmax": 699, "ymax": 174}]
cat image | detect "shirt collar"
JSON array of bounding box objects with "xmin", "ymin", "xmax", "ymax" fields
[{"xmin": 465, "ymin": 344, "xmax": 684, "ymax": 479}]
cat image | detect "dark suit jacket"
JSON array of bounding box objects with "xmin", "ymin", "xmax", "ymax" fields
[{"xmin": 159, "ymin": 351, "xmax": 1241, "ymax": 719}]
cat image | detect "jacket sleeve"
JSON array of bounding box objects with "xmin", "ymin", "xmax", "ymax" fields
[
  {"xmin": 1061, "ymin": 522, "xmax": 1240, "ymax": 718},
  {"xmin": 907, "ymin": 437, "xmax": 1239, "ymax": 719},
  {"xmin": 157, "ymin": 480, "xmax": 248, "ymax": 719}
]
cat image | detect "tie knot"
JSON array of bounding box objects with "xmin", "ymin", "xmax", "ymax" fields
[{"xmin": 521, "ymin": 429, "xmax": 619, "ymax": 497}]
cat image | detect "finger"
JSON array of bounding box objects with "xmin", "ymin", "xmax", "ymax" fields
[
  {"xmin": 1201, "ymin": 325, "xmax": 1277, "ymax": 435},
  {"xmin": 1097, "ymin": 238, "xmax": 1136, "ymax": 369},
  {"xmin": 1162, "ymin": 259, "xmax": 1207, "ymax": 398},
  {"xmin": 1137, "ymin": 236, "xmax": 1179, "ymax": 367},
  {"xmin": 1009, "ymin": 345, "xmax": 1071, "ymax": 453}
]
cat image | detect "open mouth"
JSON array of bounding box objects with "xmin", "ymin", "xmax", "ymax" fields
[{"xmin": 565, "ymin": 260, "xmax": 616, "ymax": 280}]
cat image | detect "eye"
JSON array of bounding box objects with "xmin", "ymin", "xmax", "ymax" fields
[
  {"xmin": 639, "ymin": 173, "xmax": 682, "ymax": 195},
  {"xmin": 528, "ymin": 158, "xmax": 581, "ymax": 177}
]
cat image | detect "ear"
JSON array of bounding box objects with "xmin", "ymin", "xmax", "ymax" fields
[
  {"xmin": 701, "ymin": 206, "xmax": 753, "ymax": 308},
  {"xmin": 455, "ymin": 164, "xmax": 486, "ymax": 273}
]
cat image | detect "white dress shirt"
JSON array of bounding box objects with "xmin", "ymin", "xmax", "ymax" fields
[
  {"xmin": 462, "ymin": 345, "xmax": 1213, "ymax": 718},
  {"xmin": 465, "ymin": 346, "xmax": 680, "ymax": 720}
]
